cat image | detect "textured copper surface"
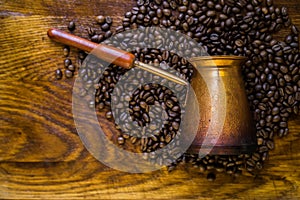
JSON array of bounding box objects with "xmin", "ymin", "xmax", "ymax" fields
[{"xmin": 187, "ymin": 56, "xmax": 257, "ymax": 155}]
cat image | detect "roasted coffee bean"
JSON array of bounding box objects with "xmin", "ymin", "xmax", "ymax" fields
[
  {"xmin": 235, "ymin": 39, "xmax": 244, "ymax": 47},
  {"xmin": 272, "ymin": 107, "xmax": 280, "ymax": 115},
  {"xmin": 219, "ymin": 14, "xmax": 228, "ymax": 20},
  {"xmin": 96, "ymin": 15, "xmax": 106, "ymax": 24},
  {"xmin": 130, "ymin": 136, "xmax": 137, "ymax": 144},
  {"xmin": 207, "ymin": 10, "xmax": 216, "ymax": 17},
  {"xmin": 63, "ymin": 47, "xmax": 70, "ymax": 57},
  {"xmin": 64, "ymin": 58, "xmax": 72, "ymax": 67},
  {"xmin": 137, "ymin": 13, "xmax": 144, "ymax": 21},
  {"xmin": 259, "ymin": 146, "xmax": 269, "ymax": 153},
  {"xmin": 117, "ymin": 136, "xmax": 125, "ymax": 145},
  {"xmin": 67, "ymin": 65, "xmax": 75, "ymax": 71},
  {"xmin": 65, "ymin": 69, "xmax": 73, "ymax": 78},
  {"xmin": 207, "ymin": 1, "xmax": 214, "ymax": 8},
  {"xmin": 105, "ymin": 16, "xmax": 113, "ymax": 24},
  {"xmin": 68, "ymin": 21, "xmax": 75, "ymax": 31},
  {"xmin": 78, "ymin": 51, "xmax": 86, "ymax": 60},
  {"xmin": 88, "ymin": 100, "xmax": 95, "ymax": 109},
  {"xmin": 87, "ymin": 27, "xmax": 95, "ymax": 37},
  {"xmin": 207, "ymin": 172, "xmax": 216, "ymax": 181},
  {"xmin": 178, "ymin": 6, "xmax": 187, "ymax": 13},
  {"xmin": 225, "ymin": 18, "xmax": 233, "ymax": 27},
  {"xmin": 163, "ymin": 9, "xmax": 171, "ymax": 16},
  {"xmin": 97, "ymin": 34, "xmax": 104, "ymax": 43},
  {"xmin": 55, "ymin": 69, "xmax": 63, "ymax": 80},
  {"xmin": 105, "ymin": 31, "xmax": 112, "ymax": 38},
  {"xmin": 101, "ymin": 23, "xmax": 110, "ymax": 31},
  {"xmin": 152, "ymin": 17, "xmax": 159, "ymax": 25},
  {"xmin": 257, "ymin": 137, "xmax": 264, "ymax": 146},
  {"xmin": 266, "ymin": 0, "xmax": 273, "ymax": 6},
  {"xmin": 142, "ymin": 113, "xmax": 150, "ymax": 123},
  {"xmin": 266, "ymin": 140, "xmax": 275, "ymax": 150},
  {"xmin": 106, "ymin": 111, "xmax": 112, "ymax": 119},
  {"xmin": 292, "ymin": 25, "xmax": 299, "ymax": 35},
  {"xmin": 279, "ymin": 121, "xmax": 287, "ymax": 128}
]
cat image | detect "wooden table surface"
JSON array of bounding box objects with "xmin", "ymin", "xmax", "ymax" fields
[{"xmin": 1, "ymin": 0, "xmax": 300, "ymax": 199}]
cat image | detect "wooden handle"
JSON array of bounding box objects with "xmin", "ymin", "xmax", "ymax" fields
[{"xmin": 47, "ymin": 28, "xmax": 135, "ymax": 69}]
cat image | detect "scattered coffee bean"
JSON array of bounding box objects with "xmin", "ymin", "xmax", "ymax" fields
[
  {"xmin": 207, "ymin": 172, "xmax": 216, "ymax": 181},
  {"xmin": 55, "ymin": 69, "xmax": 63, "ymax": 80},
  {"xmin": 64, "ymin": 58, "xmax": 72, "ymax": 67},
  {"xmin": 96, "ymin": 15, "xmax": 105, "ymax": 24},
  {"xmin": 67, "ymin": 64, "xmax": 75, "ymax": 71},
  {"xmin": 63, "ymin": 47, "xmax": 70, "ymax": 57},
  {"xmin": 65, "ymin": 69, "xmax": 73, "ymax": 78},
  {"xmin": 118, "ymin": 136, "xmax": 125, "ymax": 145},
  {"xmin": 68, "ymin": 21, "xmax": 75, "ymax": 31}
]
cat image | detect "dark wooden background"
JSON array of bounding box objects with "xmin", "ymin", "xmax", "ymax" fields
[{"xmin": 0, "ymin": 0, "xmax": 300, "ymax": 199}]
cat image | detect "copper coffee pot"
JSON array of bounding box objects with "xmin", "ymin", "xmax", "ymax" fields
[{"xmin": 187, "ymin": 56, "xmax": 257, "ymax": 155}]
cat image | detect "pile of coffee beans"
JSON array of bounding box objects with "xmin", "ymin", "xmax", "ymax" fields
[
  {"xmin": 55, "ymin": 0, "xmax": 300, "ymax": 180},
  {"xmin": 111, "ymin": 68, "xmax": 187, "ymax": 154}
]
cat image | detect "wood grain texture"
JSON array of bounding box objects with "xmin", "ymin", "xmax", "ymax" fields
[
  {"xmin": 0, "ymin": 0, "xmax": 300, "ymax": 199},
  {"xmin": 0, "ymin": 131, "xmax": 299, "ymax": 200}
]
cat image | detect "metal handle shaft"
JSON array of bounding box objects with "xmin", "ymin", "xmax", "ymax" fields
[{"xmin": 47, "ymin": 28, "xmax": 188, "ymax": 85}]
